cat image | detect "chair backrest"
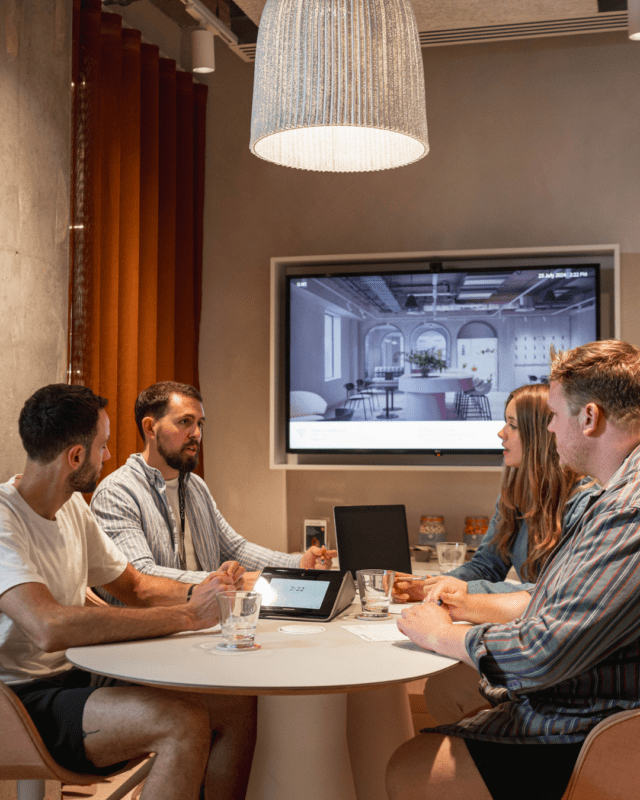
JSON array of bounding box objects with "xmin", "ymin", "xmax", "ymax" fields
[{"xmin": 562, "ymin": 708, "xmax": 640, "ymax": 800}]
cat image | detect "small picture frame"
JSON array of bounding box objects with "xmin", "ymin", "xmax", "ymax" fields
[{"xmin": 304, "ymin": 519, "xmax": 327, "ymax": 550}]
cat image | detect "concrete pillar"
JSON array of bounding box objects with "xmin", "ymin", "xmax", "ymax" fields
[{"xmin": 0, "ymin": 0, "xmax": 72, "ymax": 479}]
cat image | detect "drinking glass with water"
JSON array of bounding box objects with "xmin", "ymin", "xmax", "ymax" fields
[{"xmin": 216, "ymin": 591, "xmax": 262, "ymax": 651}]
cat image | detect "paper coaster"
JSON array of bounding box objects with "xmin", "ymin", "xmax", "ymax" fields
[
  {"xmin": 355, "ymin": 613, "xmax": 391, "ymax": 621},
  {"xmin": 277, "ymin": 625, "xmax": 326, "ymax": 634}
]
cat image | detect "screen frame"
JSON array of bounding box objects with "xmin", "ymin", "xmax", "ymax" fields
[
  {"xmin": 271, "ymin": 245, "xmax": 619, "ymax": 470},
  {"xmin": 285, "ymin": 260, "xmax": 601, "ymax": 457}
]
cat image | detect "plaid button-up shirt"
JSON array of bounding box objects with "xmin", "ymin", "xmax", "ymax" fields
[{"xmin": 435, "ymin": 444, "xmax": 640, "ymax": 744}]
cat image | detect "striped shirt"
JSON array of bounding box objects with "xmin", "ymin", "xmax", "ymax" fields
[
  {"xmin": 91, "ymin": 454, "xmax": 300, "ymax": 594},
  {"xmin": 435, "ymin": 444, "xmax": 640, "ymax": 744}
]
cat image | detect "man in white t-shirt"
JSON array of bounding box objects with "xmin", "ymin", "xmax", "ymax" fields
[{"xmin": 0, "ymin": 384, "xmax": 256, "ymax": 800}]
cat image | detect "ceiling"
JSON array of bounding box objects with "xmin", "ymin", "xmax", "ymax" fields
[
  {"xmin": 117, "ymin": 0, "xmax": 628, "ymax": 62},
  {"xmin": 304, "ymin": 268, "xmax": 598, "ymax": 320}
]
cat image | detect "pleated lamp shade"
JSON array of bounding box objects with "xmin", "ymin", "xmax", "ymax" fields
[{"xmin": 250, "ymin": 0, "xmax": 429, "ymax": 172}]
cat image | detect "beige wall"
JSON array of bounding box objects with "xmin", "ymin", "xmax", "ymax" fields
[
  {"xmin": 1, "ymin": 5, "xmax": 639, "ymax": 553},
  {"xmin": 0, "ymin": 0, "xmax": 71, "ymax": 482},
  {"xmin": 200, "ymin": 31, "xmax": 640, "ymax": 554}
]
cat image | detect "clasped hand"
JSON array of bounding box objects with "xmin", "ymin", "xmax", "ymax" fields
[{"xmin": 187, "ymin": 561, "xmax": 246, "ymax": 628}]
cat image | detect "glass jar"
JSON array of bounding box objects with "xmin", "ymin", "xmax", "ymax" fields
[
  {"xmin": 419, "ymin": 515, "xmax": 446, "ymax": 545},
  {"xmin": 464, "ymin": 516, "xmax": 489, "ymax": 549}
]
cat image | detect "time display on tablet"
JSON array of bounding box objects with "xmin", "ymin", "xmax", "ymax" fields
[{"xmin": 267, "ymin": 578, "xmax": 330, "ymax": 610}]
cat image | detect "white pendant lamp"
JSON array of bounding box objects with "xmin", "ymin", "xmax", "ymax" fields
[{"xmin": 249, "ymin": 0, "xmax": 429, "ymax": 173}]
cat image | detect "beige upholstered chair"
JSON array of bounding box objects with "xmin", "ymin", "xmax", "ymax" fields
[
  {"xmin": 561, "ymin": 708, "xmax": 640, "ymax": 800},
  {"xmin": 289, "ymin": 390, "xmax": 328, "ymax": 421},
  {"xmin": 0, "ymin": 678, "xmax": 153, "ymax": 800}
]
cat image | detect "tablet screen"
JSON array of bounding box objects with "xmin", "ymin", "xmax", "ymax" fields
[{"xmin": 267, "ymin": 578, "xmax": 330, "ymax": 610}]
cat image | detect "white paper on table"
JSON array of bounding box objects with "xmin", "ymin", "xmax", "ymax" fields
[{"xmin": 342, "ymin": 623, "xmax": 408, "ymax": 642}]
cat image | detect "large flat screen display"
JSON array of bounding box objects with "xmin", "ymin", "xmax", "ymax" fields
[{"xmin": 286, "ymin": 263, "xmax": 600, "ymax": 454}]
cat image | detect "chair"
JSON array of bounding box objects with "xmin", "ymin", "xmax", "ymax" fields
[
  {"xmin": 459, "ymin": 381, "xmax": 492, "ymax": 420},
  {"xmin": 289, "ymin": 391, "xmax": 328, "ymax": 421},
  {"xmin": 356, "ymin": 379, "xmax": 384, "ymax": 410},
  {"xmin": 561, "ymin": 707, "xmax": 640, "ymax": 800},
  {"xmin": 0, "ymin": 678, "xmax": 153, "ymax": 800},
  {"xmin": 343, "ymin": 383, "xmax": 373, "ymax": 420}
]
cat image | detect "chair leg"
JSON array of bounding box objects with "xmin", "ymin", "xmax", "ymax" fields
[
  {"xmin": 17, "ymin": 780, "xmax": 45, "ymax": 800},
  {"xmin": 103, "ymin": 757, "xmax": 155, "ymax": 800}
]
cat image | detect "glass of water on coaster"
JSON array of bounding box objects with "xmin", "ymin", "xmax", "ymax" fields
[
  {"xmin": 216, "ymin": 590, "xmax": 262, "ymax": 651},
  {"xmin": 355, "ymin": 569, "xmax": 396, "ymax": 620},
  {"xmin": 436, "ymin": 542, "xmax": 467, "ymax": 571}
]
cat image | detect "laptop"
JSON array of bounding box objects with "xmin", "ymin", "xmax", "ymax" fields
[{"xmin": 333, "ymin": 504, "xmax": 413, "ymax": 577}]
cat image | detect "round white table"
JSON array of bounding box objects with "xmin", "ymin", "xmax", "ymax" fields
[
  {"xmin": 67, "ymin": 606, "xmax": 457, "ymax": 800},
  {"xmin": 398, "ymin": 372, "xmax": 474, "ymax": 420}
]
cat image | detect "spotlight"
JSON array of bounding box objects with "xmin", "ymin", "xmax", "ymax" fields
[
  {"xmin": 405, "ymin": 295, "xmax": 419, "ymax": 309},
  {"xmin": 191, "ymin": 27, "xmax": 215, "ymax": 73}
]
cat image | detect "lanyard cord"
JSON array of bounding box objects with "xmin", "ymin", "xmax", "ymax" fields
[{"xmin": 177, "ymin": 472, "xmax": 187, "ymax": 570}]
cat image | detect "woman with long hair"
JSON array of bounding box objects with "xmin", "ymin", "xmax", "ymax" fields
[{"xmin": 415, "ymin": 383, "xmax": 597, "ymax": 723}]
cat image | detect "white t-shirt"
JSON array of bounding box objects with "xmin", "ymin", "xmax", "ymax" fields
[{"xmin": 0, "ymin": 482, "xmax": 128, "ymax": 684}]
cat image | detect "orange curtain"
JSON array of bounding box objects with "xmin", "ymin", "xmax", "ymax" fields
[{"xmin": 69, "ymin": 0, "xmax": 206, "ymax": 480}]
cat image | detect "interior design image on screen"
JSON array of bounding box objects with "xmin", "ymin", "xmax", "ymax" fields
[{"xmin": 287, "ymin": 262, "xmax": 600, "ymax": 454}]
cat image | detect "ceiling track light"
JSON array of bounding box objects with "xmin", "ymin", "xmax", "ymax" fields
[
  {"xmin": 179, "ymin": 0, "xmax": 239, "ymax": 48},
  {"xmin": 191, "ymin": 26, "xmax": 215, "ymax": 73},
  {"xmin": 629, "ymin": 0, "xmax": 640, "ymax": 40}
]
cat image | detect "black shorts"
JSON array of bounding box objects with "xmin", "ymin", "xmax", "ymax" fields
[
  {"xmin": 463, "ymin": 737, "xmax": 584, "ymax": 800},
  {"xmin": 11, "ymin": 668, "xmax": 127, "ymax": 776}
]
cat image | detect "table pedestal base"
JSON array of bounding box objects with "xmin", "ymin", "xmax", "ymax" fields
[{"xmin": 246, "ymin": 685, "xmax": 414, "ymax": 800}]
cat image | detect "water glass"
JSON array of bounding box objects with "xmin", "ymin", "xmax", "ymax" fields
[
  {"xmin": 356, "ymin": 569, "xmax": 396, "ymax": 619},
  {"xmin": 216, "ymin": 591, "xmax": 262, "ymax": 651},
  {"xmin": 436, "ymin": 542, "xmax": 467, "ymax": 571}
]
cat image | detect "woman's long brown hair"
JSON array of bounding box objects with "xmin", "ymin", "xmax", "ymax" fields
[{"xmin": 496, "ymin": 383, "xmax": 583, "ymax": 581}]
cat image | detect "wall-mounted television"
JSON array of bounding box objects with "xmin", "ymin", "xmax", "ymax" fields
[{"xmin": 286, "ymin": 260, "xmax": 601, "ymax": 456}]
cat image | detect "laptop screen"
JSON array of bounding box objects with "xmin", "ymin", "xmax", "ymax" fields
[{"xmin": 333, "ymin": 505, "xmax": 412, "ymax": 577}]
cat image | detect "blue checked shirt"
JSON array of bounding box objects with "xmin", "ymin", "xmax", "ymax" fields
[
  {"xmin": 433, "ymin": 444, "xmax": 640, "ymax": 744},
  {"xmin": 91, "ymin": 454, "xmax": 300, "ymax": 593}
]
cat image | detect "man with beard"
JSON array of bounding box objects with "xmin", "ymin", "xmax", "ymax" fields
[
  {"xmin": 0, "ymin": 384, "xmax": 257, "ymax": 800},
  {"xmin": 91, "ymin": 381, "xmax": 335, "ymax": 602}
]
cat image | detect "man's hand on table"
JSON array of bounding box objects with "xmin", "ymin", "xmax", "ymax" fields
[
  {"xmin": 188, "ymin": 571, "xmax": 238, "ymax": 628},
  {"xmin": 397, "ymin": 601, "xmax": 457, "ymax": 651},
  {"xmin": 397, "ymin": 601, "xmax": 474, "ymax": 666},
  {"xmin": 392, "ymin": 573, "xmax": 428, "ymax": 603},
  {"xmin": 300, "ymin": 545, "xmax": 338, "ymax": 570}
]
